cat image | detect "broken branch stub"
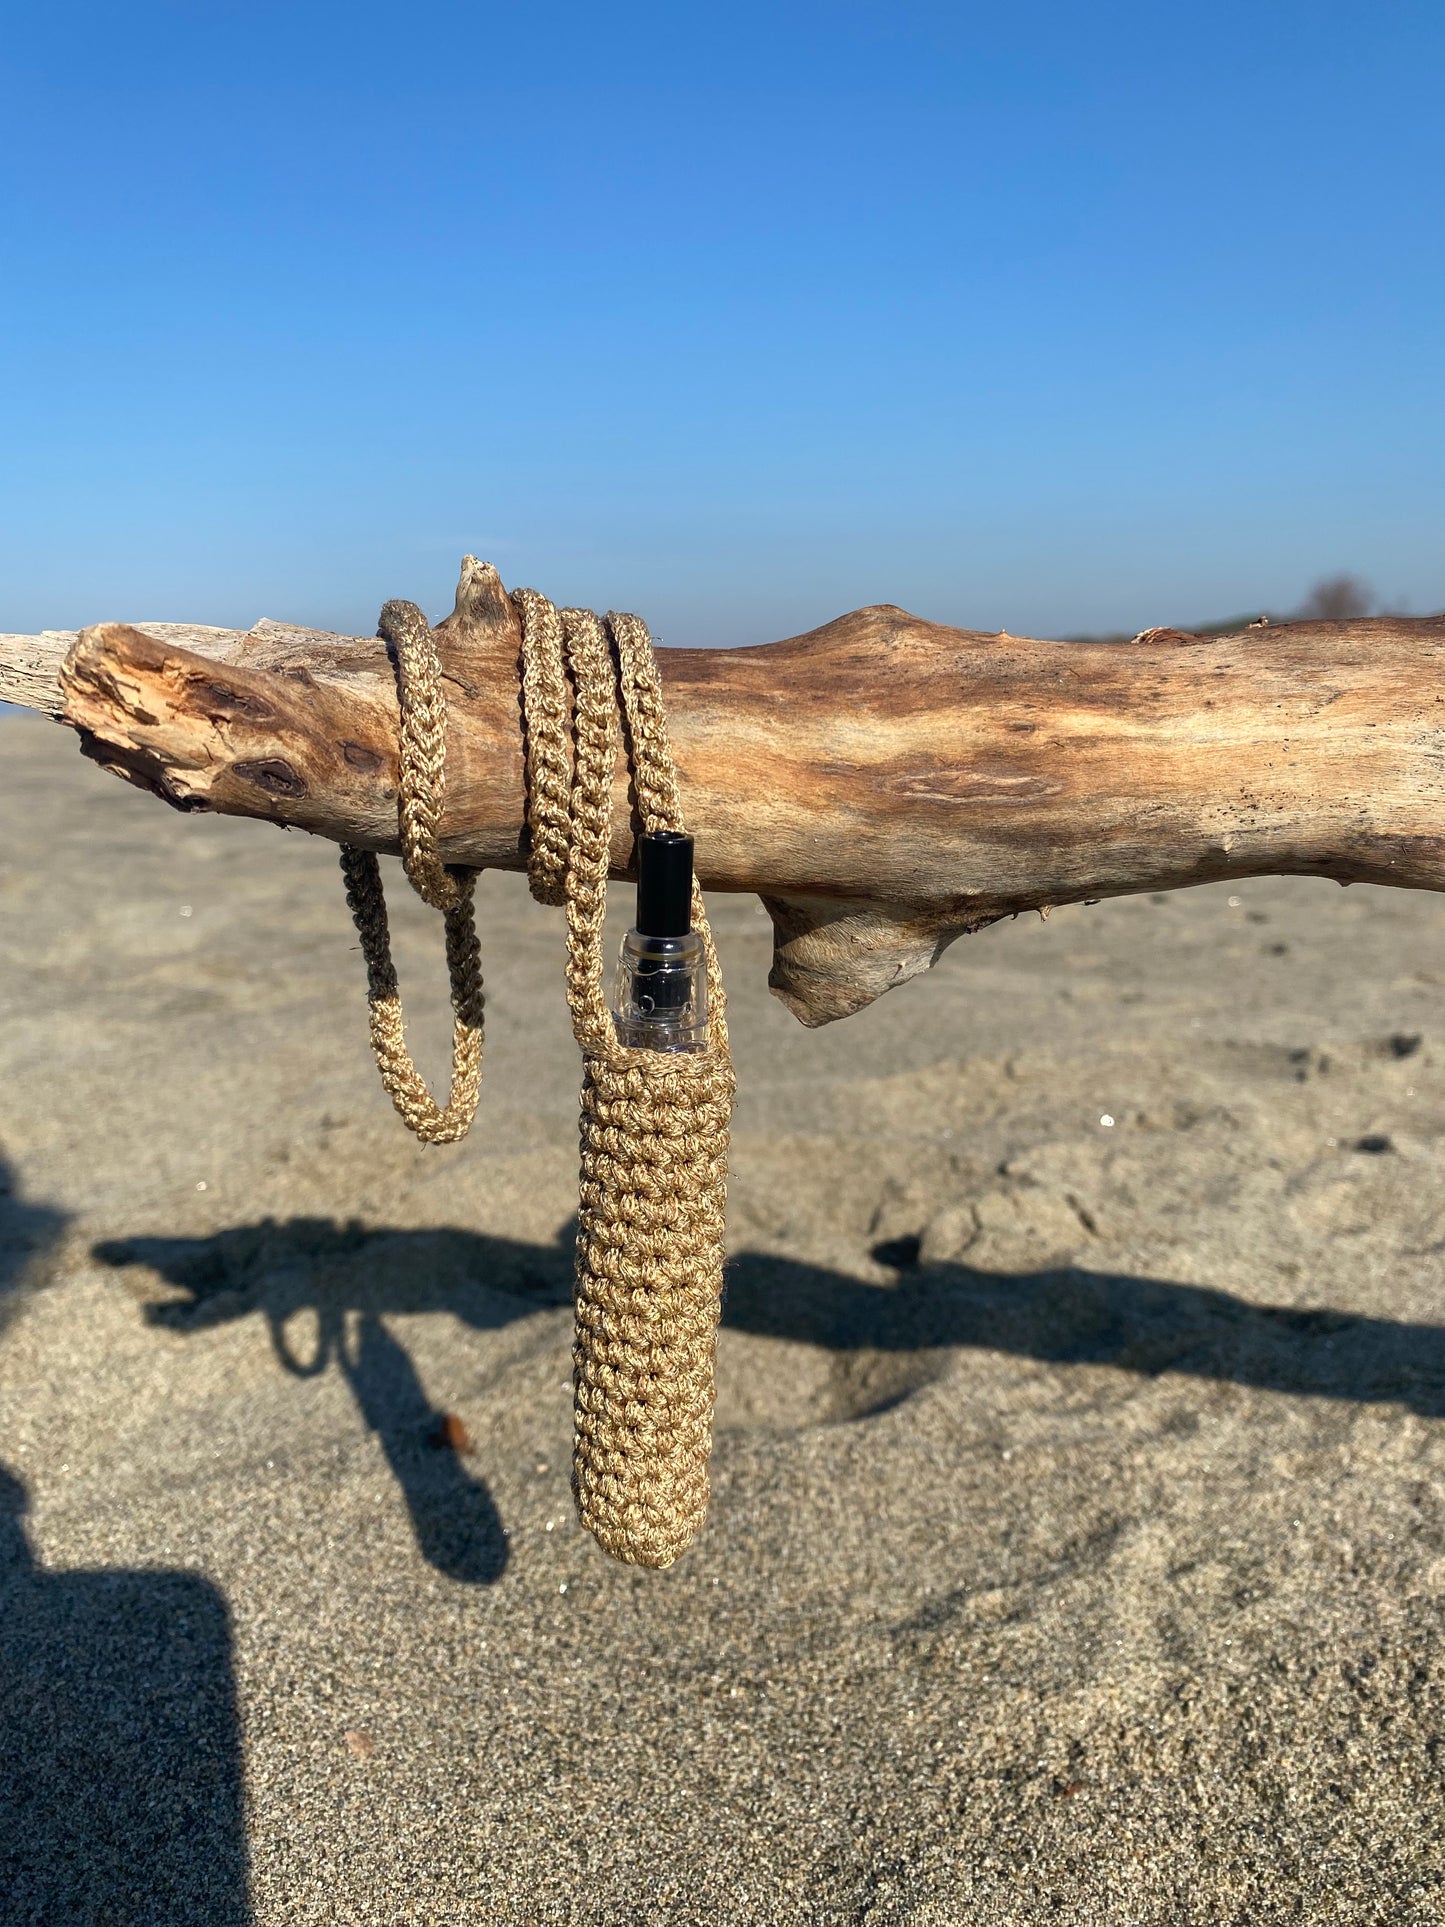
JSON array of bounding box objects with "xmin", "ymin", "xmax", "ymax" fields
[{"xmin": 5, "ymin": 556, "xmax": 1444, "ymax": 1026}]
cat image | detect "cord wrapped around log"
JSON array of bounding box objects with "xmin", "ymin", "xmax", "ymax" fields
[{"xmin": 338, "ymin": 599, "xmax": 485, "ymax": 1145}]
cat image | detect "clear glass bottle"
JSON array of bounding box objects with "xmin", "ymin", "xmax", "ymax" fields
[{"xmin": 611, "ymin": 831, "xmax": 708, "ymax": 1054}]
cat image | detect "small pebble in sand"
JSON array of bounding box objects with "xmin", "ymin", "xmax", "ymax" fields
[
  {"xmin": 195, "ymin": 1181, "xmax": 207, "ymax": 1192},
  {"xmin": 430, "ymin": 1413, "xmax": 473, "ymax": 1455},
  {"xmin": 1099, "ymin": 1114, "xmax": 1115, "ymax": 1128},
  {"xmin": 344, "ymin": 1729, "xmax": 375, "ymax": 1760}
]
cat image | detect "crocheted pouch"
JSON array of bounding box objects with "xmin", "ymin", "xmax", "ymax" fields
[
  {"xmin": 519, "ymin": 596, "xmax": 736, "ymax": 1569},
  {"xmin": 344, "ymin": 587, "xmax": 736, "ymax": 1568}
]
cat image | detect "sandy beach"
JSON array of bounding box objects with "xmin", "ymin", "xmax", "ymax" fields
[{"xmin": 3, "ymin": 706, "xmax": 1444, "ymax": 1924}]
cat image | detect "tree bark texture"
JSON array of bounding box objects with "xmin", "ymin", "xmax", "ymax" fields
[{"xmin": 5, "ymin": 558, "xmax": 1445, "ymax": 1026}]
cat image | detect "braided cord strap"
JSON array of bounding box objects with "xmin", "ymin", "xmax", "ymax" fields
[
  {"xmin": 514, "ymin": 592, "xmax": 736, "ymax": 1569},
  {"xmin": 340, "ymin": 600, "xmax": 485, "ymax": 1145},
  {"xmin": 343, "ymin": 580, "xmax": 733, "ymax": 1564}
]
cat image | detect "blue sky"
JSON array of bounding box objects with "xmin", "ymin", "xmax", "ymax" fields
[{"xmin": 2, "ymin": 1, "xmax": 1441, "ymax": 644}]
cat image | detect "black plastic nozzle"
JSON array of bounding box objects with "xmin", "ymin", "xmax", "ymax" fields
[{"xmin": 635, "ymin": 831, "xmax": 694, "ymax": 938}]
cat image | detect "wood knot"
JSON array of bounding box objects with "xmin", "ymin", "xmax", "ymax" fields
[
  {"xmin": 188, "ymin": 677, "xmax": 277, "ymax": 723},
  {"xmin": 232, "ymin": 757, "xmax": 307, "ymax": 798}
]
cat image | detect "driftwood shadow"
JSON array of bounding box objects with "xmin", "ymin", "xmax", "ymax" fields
[
  {"xmin": 96, "ymin": 1210, "xmax": 1445, "ymax": 1453},
  {"xmin": 732, "ymin": 1239, "xmax": 1445, "ymax": 1418},
  {"xmin": 1, "ymin": 1154, "xmax": 250, "ymax": 1926}
]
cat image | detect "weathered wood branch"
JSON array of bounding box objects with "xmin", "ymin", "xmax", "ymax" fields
[{"xmin": 5, "ymin": 558, "xmax": 1445, "ymax": 1026}]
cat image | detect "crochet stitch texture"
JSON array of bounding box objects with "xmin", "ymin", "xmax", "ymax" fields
[{"xmin": 342, "ymin": 583, "xmax": 735, "ymax": 1567}]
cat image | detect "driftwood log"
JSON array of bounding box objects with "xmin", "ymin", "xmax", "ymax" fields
[{"xmin": 4, "ymin": 557, "xmax": 1445, "ymax": 1027}]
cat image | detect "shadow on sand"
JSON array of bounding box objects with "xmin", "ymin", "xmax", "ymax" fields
[
  {"xmin": 1, "ymin": 1155, "xmax": 250, "ymax": 1926},
  {"xmin": 94, "ymin": 1210, "xmax": 1445, "ymax": 1529},
  {"xmin": 101, "ymin": 1216, "xmax": 523, "ymax": 1588}
]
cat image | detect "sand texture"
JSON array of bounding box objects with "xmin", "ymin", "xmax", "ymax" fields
[{"xmin": 2, "ymin": 710, "xmax": 1444, "ymax": 1924}]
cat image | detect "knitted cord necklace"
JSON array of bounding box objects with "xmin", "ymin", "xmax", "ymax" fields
[{"xmin": 339, "ymin": 589, "xmax": 735, "ymax": 1569}]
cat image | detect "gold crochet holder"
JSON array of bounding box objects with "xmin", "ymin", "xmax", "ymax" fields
[{"xmin": 342, "ymin": 585, "xmax": 735, "ymax": 1569}]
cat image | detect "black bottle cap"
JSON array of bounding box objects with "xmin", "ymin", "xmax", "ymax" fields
[{"xmin": 635, "ymin": 831, "xmax": 694, "ymax": 938}]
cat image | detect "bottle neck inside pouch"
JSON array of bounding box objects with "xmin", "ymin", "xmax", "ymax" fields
[{"xmin": 612, "ymin": 831, "xmax": 708, "ymax": 1053}]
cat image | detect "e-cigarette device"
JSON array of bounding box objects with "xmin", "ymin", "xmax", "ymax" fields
[{"xmin": 612, "ymin": 830, "xmax": 708, "ymax": 1053}]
